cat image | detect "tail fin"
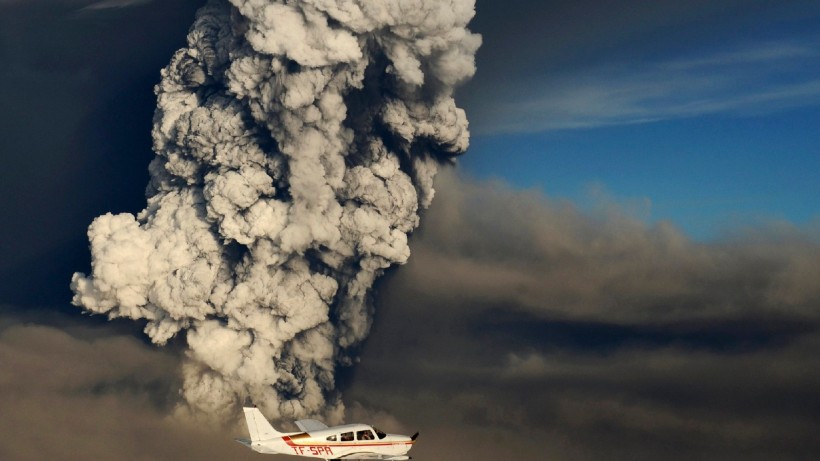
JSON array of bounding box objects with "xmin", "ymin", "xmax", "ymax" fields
[{"xmin": 243, "ymin": 407, "xmax": 283, "ymax": 442}]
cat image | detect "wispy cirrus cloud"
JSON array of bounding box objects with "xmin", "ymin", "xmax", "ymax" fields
[
  {"xmin": 79, "ymin": 0, "xmax": 152, "ymax": 10},
  {"xmin": 474, "ymin": 40, "xmax": 820, "ymax": 134},
  {"xmin": 0, "ymin": 0, "xmax": 152, "ymax": 8}
]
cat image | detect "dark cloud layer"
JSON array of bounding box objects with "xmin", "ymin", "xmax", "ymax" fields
[
  {"xmin": 346, "ymin": 171, "xmax": 820, "ymax": 461},
  {"xmin": 0, "ymin": 313, "xmax": 255, "ymax": 461}
]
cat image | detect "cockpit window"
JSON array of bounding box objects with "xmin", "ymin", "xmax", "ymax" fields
[
  {"xmin": 356, "ymin": 430, "xmax": 375, "ymax": 441},
  {"xmin": 326, "ymin": 435, "xmax": 337, "ymax": 441},
  {"xmin": 372, "ymin": 427, "xmax": 387, "ymax": 440},
  {"xmin": 341, "ymin": 432, "xmax": 354, "ymax": 442}
]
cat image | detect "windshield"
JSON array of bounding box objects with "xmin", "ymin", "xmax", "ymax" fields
[{"xmin": 372, "ymin": 427, "xmax": 387, "ymax": 440}]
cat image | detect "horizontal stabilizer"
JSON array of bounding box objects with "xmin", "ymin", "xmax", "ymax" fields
[
  {"xmin": 234, "ymin": 438, "xmax": 252, "ymax": 448},
  {"xmin": 338, "ymin": 454, "xmax": 410, "ymax": 460},
  {"xmin": 295, "ymin": 418, "xmax": 329, "ymax": 433}
]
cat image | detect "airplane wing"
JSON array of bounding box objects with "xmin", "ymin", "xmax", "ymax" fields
[
  {"xmin": 336, "ymin": 454, "xmax": 410, "ymax": 460},
  {"xmin": 295, "ymin": 419, "xmax": 329, "ymax": 433}
]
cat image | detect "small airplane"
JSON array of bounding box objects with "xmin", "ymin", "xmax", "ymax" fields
[{"xmin": 236, "ymin": 407, "xmax": 419, "ymax": 460}]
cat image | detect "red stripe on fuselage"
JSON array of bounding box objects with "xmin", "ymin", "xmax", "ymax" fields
[{"xmin": 283, "ymin": 436, "xmax": 414, "ymax": 449}]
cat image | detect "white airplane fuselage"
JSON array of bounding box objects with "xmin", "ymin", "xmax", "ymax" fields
[{"xmin": 237, "ymin": 407, "xmax": 416, "ymax": 460}]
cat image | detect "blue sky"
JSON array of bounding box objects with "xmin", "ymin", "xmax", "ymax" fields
[{"xmin": 459, "ymin": 0, "xmax": 820, "ymax": 239}]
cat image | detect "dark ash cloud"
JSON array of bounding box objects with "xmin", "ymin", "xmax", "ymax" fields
[
  {"xmin": 70, "ymin": 0, "xmax": 480, "ymax": 422},
  {"xmin": 0, "ymin": 313, "xmax": 259, "ymax": 461},
  {"xmin": 345, "ymin": 170, "xmax": 820, "ymax": 461}
]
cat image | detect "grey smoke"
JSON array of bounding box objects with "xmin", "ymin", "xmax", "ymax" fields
[{"xmin": 71, "ymin": 0, "xmax": 479, "ymax": 422}]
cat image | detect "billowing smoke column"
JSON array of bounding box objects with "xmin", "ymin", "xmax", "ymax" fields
[{"xmin": 70, "ymin": 0, "xmax": 479, "ymax": 422}]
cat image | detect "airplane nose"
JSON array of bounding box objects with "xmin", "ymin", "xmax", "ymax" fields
[{"xmin": 388, "ymin": 434, "xmax": 414, "ymax": 443}]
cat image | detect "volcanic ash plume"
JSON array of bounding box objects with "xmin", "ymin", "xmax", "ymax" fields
[{"xmin": 70, "ymin": 0, "xmax": 480, "ymax": 422}]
